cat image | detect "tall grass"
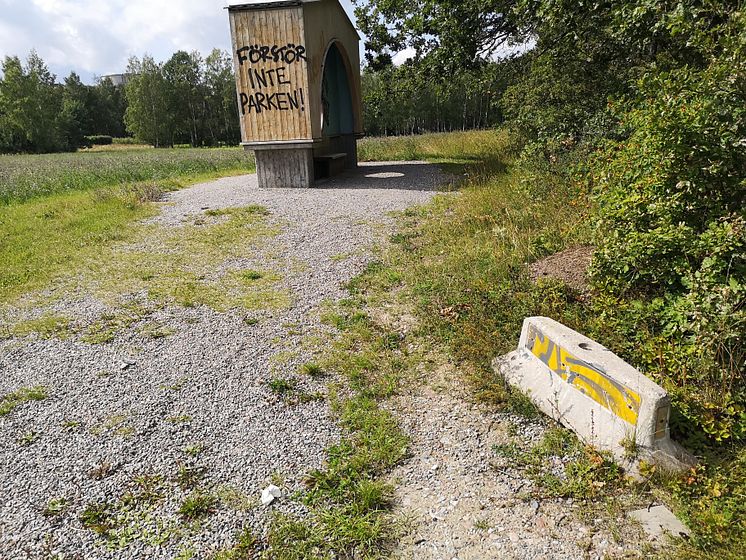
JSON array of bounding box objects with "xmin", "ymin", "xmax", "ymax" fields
[
  {"xmin": 358, "ymin": 130, "xmax": 509, "ymax": 163},
  {"xmin": 0, "ymin": 147, "xmax": 254, "ymax": 203}
]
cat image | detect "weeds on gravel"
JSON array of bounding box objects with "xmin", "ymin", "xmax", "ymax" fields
[
  {"xmin": 84, "ymin": 206, "xmax": 287, "ymax": 312},
  {"xmin": 0, "ymin": 385, "xmax": 47, "ymax": 416},
  {"xmin": 17, "ymin": 431, "xmax": 39, "ymax": 446},
  {"xmin": 183, "ymin": 443, "xmax": 206, "ymax": 458},
  {"xmin": 212, "ymin": 527, "xmax": 259, "ymax": 559},
  {"xmin": 178, "ymin": 492, "xmax": 218, "ymax": 520},
  {"xmin": 3, "ymin": 314, "xmax": 71, "ymax": 340},
  {"xmin": 267, "ymin": 377, "xmax": 297, "ymax": 396},
  {"xmin": 175, "ymin": 466, "xmax": 207, "ymax": 490},
  {"xmin": 80, "ymin": 502, "xmax": 116, "ymax": 535},
  {"xmin": 299, "ymin": 362, "xmax": 324, "ymax": 378},
  {"xmin": 215, "ymin": 486, "xmax": 256, "ymax": 512},
  {"xmin": 264, "ymin": 291, "xmax": 423, "ymax": 558},
  {"xmin": 81, "ymin": 304, "xmax": 151, "ymax": 344},
  {"xmin": 494, "ymin": 427, "xmax": 626, "ymax": 500},
  {"xmin": 0, "ymin": 173, "xmax": 273, "ymax": 317},
  {"xmin": 43, "ymin": 497, "xmax": 68, "ymax": 517}
]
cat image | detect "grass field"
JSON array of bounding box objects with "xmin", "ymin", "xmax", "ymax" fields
[
  {"xmin": 0, "ymin": 147, "xmax": 256, "ymax": 305},
  {"xmin": 0, "ymin": 147, "xmax": 254, "ymax": 203}
]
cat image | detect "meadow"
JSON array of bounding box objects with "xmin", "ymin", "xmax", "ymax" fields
[
  {"xmin": 0, "ymin": 147, "xmax": 254, "ymax": 203},
  {"xmin": 0, "ymin": 147, "xmax": 256, "ymax": 304}
]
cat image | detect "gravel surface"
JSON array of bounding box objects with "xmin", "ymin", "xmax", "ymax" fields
[
  {"xmin": 389, "ymin": 364, "xmax": 647, "ymax": 560},
  {"xmin": 0, "ymin": 162, "xmax": 446, "ymax": 559}
]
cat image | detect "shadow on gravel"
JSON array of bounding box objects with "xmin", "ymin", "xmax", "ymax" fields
[{"xmin": 314, "ymin": 162, "xmax": 453, "ymax": 192}]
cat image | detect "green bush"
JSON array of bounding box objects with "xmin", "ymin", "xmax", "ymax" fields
[
  {"xmin": 112, "ymin": 137, "xmax": 145, "ymax": 145},
  {"xmin": 591, "ymin": 52, "xmax": 746, "ymax": 441},
  {"xmin": 84, "ymin": 135, "xmax": 113, "ymax": 146}
]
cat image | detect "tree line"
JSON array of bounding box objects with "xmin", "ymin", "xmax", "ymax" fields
[
  {"xmin": 361, "ymin": 61, "xmax": 519, "ymax": 136},
  {"xmin": 0, "ymin": 49, "xmax": 241, "ymax": 153},
  {"xmin": 0, "ymin": 52, "xmax": 126, "ymax": 153},
  {"xmin": 1, "ymin": 45, "xmax": 526, "ymax": 154}
]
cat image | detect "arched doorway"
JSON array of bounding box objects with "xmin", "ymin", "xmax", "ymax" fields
[{"xmin": 321, "ymin": 42, "xmax": 355, "ymax": 138}]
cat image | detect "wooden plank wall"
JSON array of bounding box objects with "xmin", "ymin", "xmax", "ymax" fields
[{"xmin": 230, "ymin": 7, "xmax": 313, "ymax": 143}]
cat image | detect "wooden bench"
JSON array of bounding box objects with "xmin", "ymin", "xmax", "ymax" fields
[{"xmin": 314, "ymin": 152, "xmax": 347, "ymax": 179}]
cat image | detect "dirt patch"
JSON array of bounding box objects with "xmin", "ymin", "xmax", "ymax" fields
[{"xmin": 529, "ymin": 246, "xmax": 594, "ymax": 296}]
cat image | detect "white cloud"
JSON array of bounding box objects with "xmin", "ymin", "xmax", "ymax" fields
[
  {"xmin": 392, "ymin": 47, "xmax": 416, "ymax": 66},
  {"xmin": 0, "ymin": 0, "xmax": 357, "ymax": 82}
]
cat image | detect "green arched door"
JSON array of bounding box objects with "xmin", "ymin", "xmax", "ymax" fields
[{"xmin": 321, "ymin": 43, "xmax": 355, "ymax": 137}]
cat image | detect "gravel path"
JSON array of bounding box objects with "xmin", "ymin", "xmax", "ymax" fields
[
  {"xmin": 389, "ymin": 365, "xmax": 646, "ymax": 560},
  {"xmin": 0, "ymin": 162, "xmax": 446, "ymax": 559}
]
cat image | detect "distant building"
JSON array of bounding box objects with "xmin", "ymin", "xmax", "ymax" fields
[{"xmin": 100, "ymin": 73, "xmax": 131, "ymax": 87}]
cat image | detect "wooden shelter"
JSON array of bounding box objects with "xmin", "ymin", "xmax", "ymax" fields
[{"xmin": 227, "ymin": 0, "xmax": 363, "ymax": 188}]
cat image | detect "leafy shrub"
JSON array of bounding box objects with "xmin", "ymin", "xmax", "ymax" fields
[
  {"xmin": 84, "ymin": 135, "xmax": 113, "ymax": 146},
  {"xmin": 591, "ymin": 49, "xmax": 746, "ymax": 441},
  {"xmin": 113, "ymin": 137, "xmax": 144, "ymax": 145}
]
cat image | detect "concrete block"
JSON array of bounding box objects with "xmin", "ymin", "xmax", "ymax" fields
[
  {"xmin": 628, "ymin": 505, "xmax": 690, "ymax": 541},
  {"xmin": 493, "ymin": 317, "xmax": 694, "ymax": 471}
]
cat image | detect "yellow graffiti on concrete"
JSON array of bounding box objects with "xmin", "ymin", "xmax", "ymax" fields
[{"xmin": 527, "ymin": 327, "xmax": 641, "ymax": 425}]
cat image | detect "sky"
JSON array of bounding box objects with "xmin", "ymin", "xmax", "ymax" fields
[{"xmin": 0, "ymin": 0, "xmax": 359, "ymax": 83}]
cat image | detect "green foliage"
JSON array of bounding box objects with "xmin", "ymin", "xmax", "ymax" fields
[
  {"xmin": 348, "ymin": 129, "xmax": 744, "ymax": 556},
  {"xmin": 300, "ymin": 362, "xmax": 325, "ymax": 378},
  {"xmin": 590, "ymin": 11, "xmax": 746, "ymax": 441},
  {"xmin": 265, "ymin": 275, "xmax": 417, "ymax": 557},
  {"xmin": 354, "ymin": 0, "xmax": 518, "ymax": 72},
  {"xmin": 85, "ymin": 135, "xmax": 113, "ymax": 146},
  {"xmin": 80, "ymin": 502, "xmax": 116, "ymax": 535},
  {"xmin": 178, "ymin": 492, "xmax": 217, "ymax": 520},
  {"xmin": 267, "ymin": 378, "xmax": 298, "ymax": 396},
  {"xmin": 125, "ymin": 49, "xmax": 240, "ymax": 148},
  {"xmin": 358, "ymin": 129, "xmax": 510, "ymax": 164},
  {"xmin": 362, "ymin": 61, "xmax": 513, "ymax": 136},
  {"xmin": 0, "ymin": 147, "xmax": 252, "ymax": 203},
  {"xmin": 0, "ymin": 54, "xmax": 129, "ymax": 154},
  {"xmin": 665, "ymin": 447, "xmax": 746, "ymax": 555},
  {"xmin": 495, "ymin": 427, "xmax": 626, "ymax": 500},
  {"xmin": 212, "ymin": 528, "xmax": 258, "ymax": 559},
  {"xmin": 43, "ymin": 498, "xmax": 69, "ymax": 517}
]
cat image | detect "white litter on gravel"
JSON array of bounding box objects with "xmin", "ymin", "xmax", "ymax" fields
[{"xmin": 0, "ymin": 162, "xmax": 447, "ymax": 559}]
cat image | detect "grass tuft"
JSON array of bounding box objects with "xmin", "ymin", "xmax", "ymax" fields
[
  {"xmin": 0, "ymin": 386, "xmax": 47, "ymax": 416},
  {"xmin": 299, "ymin": 362, "xmax": 324, "ymax": 378},
  {"xmin": 178, "ymin": 492, "xmax": 218, "ymax": 521}
]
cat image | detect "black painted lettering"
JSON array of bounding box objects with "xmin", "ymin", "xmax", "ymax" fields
[
  {"xmin": 276, "ymin": 67, "xmax": 290, "ymax": 85},
  {"xmin": 247, "ymin": 94, "xmax": 260, "ymax": 114},
  {"xmin": 288, "ymin": 89, "xmax": 299, "ymax": 110},
  {"xmin": 253, "ymin": 69, "xmax": 268, "ymax": 89},
  {"xmin": 266, "ymin": 93, "xmax": 279, "ymax": 110},
  {"xmin": 240, "ymin": 92, "xmax": 249, "ymax": 115},
  {"xmin": 276, "ymin": 92, "xmax": 289, "ymax": 110},
  {"xmin": 236, "ymin": 47, "xmax": 249, "ymax": 66},
  {"xmin": 255, "ymin": 92, "xmax": 268, "ymax": 112},
  {"xmin": 265, "ymin": 68, "xmax": 277, "ymax": 87}
]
